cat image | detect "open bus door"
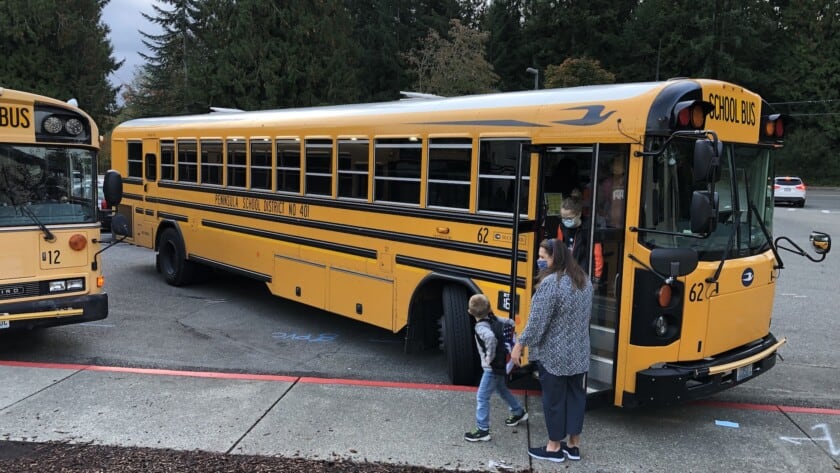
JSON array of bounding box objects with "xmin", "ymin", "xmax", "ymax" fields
[{"xmin": 528, "ymin": 143, "xmax": 628, "ymax": 405}]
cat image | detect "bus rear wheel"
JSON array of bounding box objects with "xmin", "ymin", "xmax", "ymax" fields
[
  {"xmin": 157, "ymin": 228, "xmax": 196, "ymax": 286},
  {"xmin": 441, "ymin": 285, "xmax": 479, "ymax": 385}
]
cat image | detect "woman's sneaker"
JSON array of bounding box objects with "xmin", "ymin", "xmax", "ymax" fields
[
  {"xmin": 505, "ymin": 410, "xmax": 528, "ymax": 426},
  {"xmin": 528, "ymin": 446, "xmax": 565, "ymax": 463},
  {"xmin": 561, "ymin": 441, "xmax": 581, "ymax": 461},
  {"xmin": 464, "ymin": 428, "xmax": 490, "ymax": 442}
]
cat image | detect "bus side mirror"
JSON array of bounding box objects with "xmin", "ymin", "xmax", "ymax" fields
[
  {"xmin": 693, "ymin": 139, "xmax": 722, "ymax": 184},
  {"xmin": 111, "ymin": 213, "xmax": 131, "ymax": 237},
  {"xmin": 103, "ymin": 170, "xmax": 123, "ymax": 207},
  {"xmin": 650, "ymin": 248, "xmax": 698, "ymax": 277},
  {"xmin": 810, "ymin": 231, "xmax": 831, "ymax": 255},
  {"xmin": 690, "ymin": 191, "xmax": 718, "ymax": 234}
]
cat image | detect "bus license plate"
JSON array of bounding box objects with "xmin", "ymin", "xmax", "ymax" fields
[
  {"xmin": 0, "ymin": 320, "xmax": 9, "ymax": 329},
  {"xmin": 736, "ymin": 364, "xmax": 753, "ymax": 382}
]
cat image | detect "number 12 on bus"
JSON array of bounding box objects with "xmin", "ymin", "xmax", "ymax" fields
[{"xmin": 109, "ymin": 78, "xmax": 830, "ymax": 407}]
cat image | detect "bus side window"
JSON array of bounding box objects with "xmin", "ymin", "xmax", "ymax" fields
[{"xmin": 145, "ymin": 153, "xmax": 157, "ymax": 181}]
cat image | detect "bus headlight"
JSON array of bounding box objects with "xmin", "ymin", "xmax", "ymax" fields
[
  {"xmin": 654, "ymin": 315, "xmax": 668, "ymax": 337},
  {"xmin": 49, "ymin": 281, "xmax": 66, "ymax": 292},
  {"xmin": 67, "ymin": 278, "xmax": 84, "ymax": 290},
  {"xmin": 65, "ymin": 118, "xmax": 84, "ymax": 135},
  {"xmin": 43, "ymin": 115, "xmax": 63, "ymax": 134},
  {"xmin": 48, "ymin": 278, "xmax": 85, "ymax": 292}
]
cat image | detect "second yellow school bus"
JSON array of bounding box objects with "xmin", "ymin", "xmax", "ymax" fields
[
  {"xmin": 0, "ymin": 87, "xmax": 123, "ymax": 332},
  {"xmin": 110, "ymin": 78, "xmax": 829, "ymax": 407}
]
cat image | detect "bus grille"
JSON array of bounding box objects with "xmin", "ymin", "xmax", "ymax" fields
[{"xmin": 0, "ymin": 282, "xmax": 41, "ymax": 300}]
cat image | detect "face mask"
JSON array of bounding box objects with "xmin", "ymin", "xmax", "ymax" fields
[
  {"xmin": 562, "ymin": 217, "xmax": 581, "ymax": 228},
  {"xmin": 537, "ymin": 259, "xmax": 548, "ymax": 270}
]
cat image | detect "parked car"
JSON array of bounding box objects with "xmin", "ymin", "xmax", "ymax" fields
[
  {"xmin": 97, "ymin": 175, "xmax": 113, "ymax": 231},
  {"xmin": 774, "ymin": 176, "xmax": 806, "ymax": 207}
]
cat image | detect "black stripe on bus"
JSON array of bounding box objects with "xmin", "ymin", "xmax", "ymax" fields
[
  {"xmin": 171, "ymin": 196, "xmax": 525, "ymax": 262},
  {"xmin": 154, "ymin": 181, "xmax": 525, "ymax": 229},
  {"xmin": 144, "ymin": 209, "xmax": 155, "ymax": 216},
  {"xmin": 134, "ymin": 207, "xmax": 144, "ymax": 214},
  {"xmin": 157, "ymin": 211, "xmax": 188, "ymax": 222},
  {"xmin": 202, "ymin": 220, "xmax": 378, "ymax": 260},
  {"xmin": 409, "ymin": 119, "xmax": 548, "ymax": 127},
  {"xmin": 144, "ymin": 188, "xmax": 530, "ymax": 262},
  {"xmin": 124, "ymin": 177, "xmax": 143, "ymax": 185},
  {"xmin": 123, "ymin": 192, "xmax": 144, "ymax": 201},
  {"xmin": 188, "ymin": 255, "xmax": 271, "ymax": 282},
  {"xmin": 396, "ymin": 255, "xmax": 527, "ymax": 289}
]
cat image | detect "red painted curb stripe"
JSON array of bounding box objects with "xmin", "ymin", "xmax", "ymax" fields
[{"xmin": 3, "ymin": 360, "xmax": 836, "ymax": 414}]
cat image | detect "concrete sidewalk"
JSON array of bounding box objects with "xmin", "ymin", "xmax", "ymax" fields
[{"xmin": 1, "ymin": 363, "xmax": 837, "ymax": 472}]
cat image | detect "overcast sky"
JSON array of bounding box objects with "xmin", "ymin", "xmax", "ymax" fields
[{"xmin": 103, "ymin": 0, "xmax": 160, "ymax": 91}]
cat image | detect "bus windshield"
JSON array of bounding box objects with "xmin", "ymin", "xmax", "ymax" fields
[
  {"xmin": 0, "ymin": 144, "xmax": 97, "ymax": 226},
  {"xmin": 638, "ymin": 138, "xmax": 774, "ymax": 261}
]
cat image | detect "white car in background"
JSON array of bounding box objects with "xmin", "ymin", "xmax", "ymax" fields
[{"xmin": 774, "ymin": 176, "xmax": 806, "ymax": 207}]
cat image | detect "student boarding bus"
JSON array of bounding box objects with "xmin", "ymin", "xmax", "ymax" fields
[
  {"xmin": 0, "ymin": 87, "xmax": 123, "ymax": 332},
  {"xmin": 110, "ymin": 78, "xmax": 830, "ymax": 407}
]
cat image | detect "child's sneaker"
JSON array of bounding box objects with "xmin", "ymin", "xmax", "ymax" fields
[
  {"xmin": 561, "ymin": 441, "xmax": 581, "ymax": 461},
  {"xmin": 464, "ymin": 428, "xmax": 491, "ymax": 442},
  {"xmin": 505, "ymin": 410, "xmax": 528, "ymax": 426}
]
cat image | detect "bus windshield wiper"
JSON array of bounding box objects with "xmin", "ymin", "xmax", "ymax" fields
[
  {"xmin": 706, "ymin": 212, "xmax": 737, "ymax": 283},
  {"xmin": 16, "ymin": 203, "xmax": 56, "ymax": 242}
]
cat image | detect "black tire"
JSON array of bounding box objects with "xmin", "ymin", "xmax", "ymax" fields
[
  {"xmin": 157, "ymin": 228, "xmax": 196, "ymax": 286},
  {"xmin": 442, "ymin": 285, "xmax": 480, "ymax": 385}
]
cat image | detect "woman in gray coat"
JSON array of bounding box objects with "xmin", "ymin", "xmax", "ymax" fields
[{"xmin": 511, "ymin": 238, "xmax": 592, "ymax": 463}]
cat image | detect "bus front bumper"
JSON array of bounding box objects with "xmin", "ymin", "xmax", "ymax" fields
[
  {"xmin": 625, "ymin": 334, "xmax": 784, "ymax": 407},
  {"xmin": 0, "ymin": 293, "xmax": 108, "ymax": 331}
]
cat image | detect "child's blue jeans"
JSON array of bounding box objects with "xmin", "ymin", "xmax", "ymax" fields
[{"xmin": 475, "ymin": 369, "xmax": 524, "ymax": 431}]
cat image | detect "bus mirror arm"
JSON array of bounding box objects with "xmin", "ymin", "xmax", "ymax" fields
[
  {"xmin": 774, "ymin": 232, "xmax": 831, "ymax": 264},
  {"xmin": 90, "ymin": 234, "xmax": 129, "ymax": 271},
  {"xmin": 633, "ymin": 130, "xmax": 716, "ymax": 159},
  {"xmin": 627, "ymin": 253, "xmax": 670, "ymax": 284}
]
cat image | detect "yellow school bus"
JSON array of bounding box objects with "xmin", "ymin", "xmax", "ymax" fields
[
  {"xmin": 110, "ymin": 78, "xmax": 830, "ymax": 407},
  {"xmin": 0, "ymin": 87, "xmax": 123, "ymax": 331}
]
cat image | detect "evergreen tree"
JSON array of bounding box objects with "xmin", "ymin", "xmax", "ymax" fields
[
  {"xmin": 521, "ymin": 0, "xmax": 634, "ymax": 84},
  {"xmin": 136, "ymin": 0, "xmax": 203, "ymax": 116},
  {"xmin": 772, "ymin": 0, "xmax": 840, "ymax": 184},
  {"xmin": 485, "ymin": 0, "xmax": 531, "ymax": 91},
  {"xmin": 0, "ymin": 0, "xmax": 121, "ymax": 128},
  {"xmin": 347, "ymin": 0, "xmax": 402, "ymax": 102}
]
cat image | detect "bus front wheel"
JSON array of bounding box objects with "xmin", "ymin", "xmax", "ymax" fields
[
  {"xmin": 157, "ymin": 228, "xmax": 196, "ymax": 286},
  {"xmin": 441, "ymin": 285, "xmax": 479, "ymax": 385}
]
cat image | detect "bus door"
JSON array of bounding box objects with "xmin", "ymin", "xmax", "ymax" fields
[
  {"xmin": 536, "ymin": 144, "xmax": 628, "ymax": 398},
  {"xmin": 135, "ymin": 139, "xmax": 159, "ymax": 248}
]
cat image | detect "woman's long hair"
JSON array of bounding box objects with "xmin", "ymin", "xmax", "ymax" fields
[{"xmin": 537, "ymin": 238, "xmax": 588, "ymax": 290}]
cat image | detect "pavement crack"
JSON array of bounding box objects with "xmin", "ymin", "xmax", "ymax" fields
[{"xmin": 225, "ymin": 378, "xmax": 299, "ymax": 455}]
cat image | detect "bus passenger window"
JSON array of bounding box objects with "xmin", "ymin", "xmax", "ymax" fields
[
  {"xmin": 160, "ymin": 141, "xmax": 175, "ymax": 181},
  {"xmin": 374, "ymin": 138, "xmax": 421, "ymax": 205},
  {"xmin": 227, "ymin": 140, "xmax": 246, "ymax": 187},
  {"xmin": 200, "ymin": 140, "xmax": 223, "ymax": 185},
  {"xmin": 337, "ymin": 139, "xmax": 369, "ymax": 200},
  {"xmin": 477, "ymin": 139, "xmax": 529, "ymax": 215},
  {"xmin": 127, "ymin": 141, "xmax": 143, "ymax": 178},
  {"xmin": 250, "ymin": 139, "xmax": 272, "ymax": 190},
  {"xmin": 427, "ymin": 138, "xmax": 471, "ymax": 210},
  {"xmin": 176, "ymin": 140, "xmax": 197, "ymax": 183},
  {"xmin": 276, "ymin": 139, "xmax": 301, "ymax": 194}
]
